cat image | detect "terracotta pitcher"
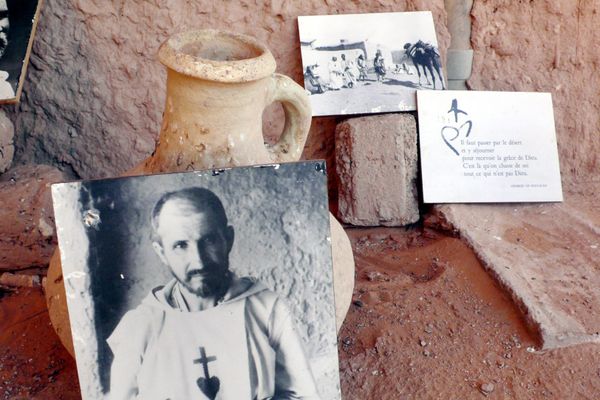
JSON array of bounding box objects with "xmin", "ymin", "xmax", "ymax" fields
[
  {"xmin": 46, "ymin": 30, "xmax": 354, "ymax": 356},
  {"xmin": 143, "ymin": 29, "xmax": 312, "ymax": 173}
]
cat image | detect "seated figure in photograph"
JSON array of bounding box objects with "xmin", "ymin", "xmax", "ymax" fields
[{"xmin": 107, "ymin": 187, "xmax": 320, "ymax": 400}]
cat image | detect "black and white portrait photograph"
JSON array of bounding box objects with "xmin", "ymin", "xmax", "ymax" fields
[
  {"xmin": 298, "ymin": 11, "xmax": 445, "ymax": 116},
  {"xmin": 0, "ymin": 0, "xmax": 42, "ymax": 103},
  {"xmin": 52, "ymin": 162, "xmax": 341, "ymax": 400}
]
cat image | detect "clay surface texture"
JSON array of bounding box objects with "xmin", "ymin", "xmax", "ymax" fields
[
  {"xmin": 0, "ymin": 164, "xmax": 64, "ymax": 271},
  {"xmin": 469, "ymin": 1, "xmax": 599, "ymax": 184}
]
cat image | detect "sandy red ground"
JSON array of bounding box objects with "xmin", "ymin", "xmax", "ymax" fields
[
  {"xmin": 0, "ymin": 288, "xmax": 79, "ymax": 399},
  {"xmin": 1, "ymin": 227, "xmax": 599, "ymax": 399}
]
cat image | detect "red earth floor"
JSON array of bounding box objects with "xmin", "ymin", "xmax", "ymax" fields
[{"xmin": 1, "ymin": 227, "xmax": 599, "ymax": 399}]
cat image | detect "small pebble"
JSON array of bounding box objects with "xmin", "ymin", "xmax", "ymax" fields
[{"xmin": 480, "ymin": 383, "xmax": 495, "ymax": 394}]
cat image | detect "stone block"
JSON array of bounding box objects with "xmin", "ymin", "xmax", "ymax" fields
[
  {"xmin": 428, "ymin": 182, "xmax": 600, "ymax": 349},
  {"xmin": 0, "ymin": 164, "xmax": 66, "ymax": 271},
  {"xmin": 0, "ymin": 110, "xmax": 14, "ymax": 173},
  {"xmin": 0, "ymin": 272, "xmax": 42, "ymax": 288},
  {"xmin": 335, "ymin": 114, "xmax": 419, "ymax": 226}
]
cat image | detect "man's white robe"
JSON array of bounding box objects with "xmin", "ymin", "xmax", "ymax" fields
[{"xmin": 107, "ymin": 276, "xmax": 319, "ymax": 400}]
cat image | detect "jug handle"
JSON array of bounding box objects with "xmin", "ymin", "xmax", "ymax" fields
[{"xmin": 265, "ymin": 73, "xmax": 312, "ymax": 163}]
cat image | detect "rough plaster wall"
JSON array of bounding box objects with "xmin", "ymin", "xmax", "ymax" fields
[
  {"xmin": 54, "ymin": 162, "xmax": 338, "ymax": 396},
  {"xmin": 10, "ymin": 0, "xmax": 450, "ymax": 197},
  {"xmin": 469, "ymin": 1, "xmax": 600, "ymax": 184}
]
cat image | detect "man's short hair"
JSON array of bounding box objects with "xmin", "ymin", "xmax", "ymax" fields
[{"xmin": 151, "ymin": 187, "xmax": 228, "ymax": 236}]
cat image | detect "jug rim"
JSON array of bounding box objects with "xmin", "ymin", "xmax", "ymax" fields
[{"xmin": 158, "ymin": 29, "xmax": 277, "ymax": 82}]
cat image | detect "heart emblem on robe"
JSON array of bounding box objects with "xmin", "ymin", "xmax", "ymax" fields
[{"xmin": 197, "ymin": 376, "xmax": 220, "ymax": 399}]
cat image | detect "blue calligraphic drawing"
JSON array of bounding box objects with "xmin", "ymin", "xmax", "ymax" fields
[
  {"xmin": 441, "ymin": 98, "xmax": 472, "ymax": 156},
  {"xmin": 448, "ymin": 99, "xmax": 467, "ymax": 122}
]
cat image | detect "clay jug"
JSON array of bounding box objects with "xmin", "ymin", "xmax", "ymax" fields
[
  {"xmin": 46, "ymin": 30, "xmax": 355, "ymax": 356},
  {"xmin": 143, "ymin": 30, "xmax": 313, "ymax": 172}
]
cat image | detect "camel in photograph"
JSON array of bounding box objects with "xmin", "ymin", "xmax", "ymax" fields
[{"xmin": 403, "ymin": 41, "xmax": 445, "ymax": 90}]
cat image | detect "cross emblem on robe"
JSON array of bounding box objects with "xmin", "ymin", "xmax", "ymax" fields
[{"xmin": 194, "ymin": 346, "xmax": 220, "ymax": 399}]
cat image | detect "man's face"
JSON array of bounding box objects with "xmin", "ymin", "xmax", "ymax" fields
[{"xmin": 152, "ymin": 199, "xmax": 234, "ymax": 298}]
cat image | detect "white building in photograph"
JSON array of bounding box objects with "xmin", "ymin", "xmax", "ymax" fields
[{"xmin": 300, "ymin": 38, "xmax": 395, "ymax": 83}]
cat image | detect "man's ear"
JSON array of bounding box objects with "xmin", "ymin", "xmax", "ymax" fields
[
  {"xmin": 225, "ymin": 225, "xmax": 234, "ymax": 253},
  {"xmin": 152, "ymin": 241, "xmax": 168, "ymax": 265}
]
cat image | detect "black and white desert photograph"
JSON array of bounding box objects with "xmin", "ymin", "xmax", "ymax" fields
[{"xmin": 298, "ymin": 11, "xmax": 445, "ymax": 116}]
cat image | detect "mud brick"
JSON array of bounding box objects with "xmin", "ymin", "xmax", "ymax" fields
[{"xmin": 335, "ymin": 114, "xmax": 419, "ymax": 226}]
